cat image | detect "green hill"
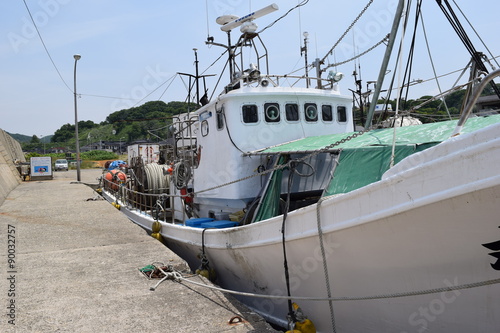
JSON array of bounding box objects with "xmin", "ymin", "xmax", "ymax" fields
[{"xmin": 8, "ymin": 133, "xmax": 52, "ymax": 143}]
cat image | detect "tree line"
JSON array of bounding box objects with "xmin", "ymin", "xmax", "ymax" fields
[{"xmin": 23, "ymin": 101, "xmax": 197, "ymax": 151}]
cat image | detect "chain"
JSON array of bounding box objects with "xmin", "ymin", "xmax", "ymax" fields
[
  {"xmin": 194, "ymin": 162, "xmax": 285, "ymax": 195},
  {"xmin": 193, "ymin": 129, "xmax": 370, "ymax": 196},
  {"xmin": 324, "ymin": 34, "xmax": 390, "ymax": 70},
  {"xmin": 320, "ymin": 0, "xmax": 375, "ymax": 65}
]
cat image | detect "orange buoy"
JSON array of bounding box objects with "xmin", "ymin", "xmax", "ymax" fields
[{"xmin": 104, "ymin": 169, "xmax": 127, "ymax": 190}]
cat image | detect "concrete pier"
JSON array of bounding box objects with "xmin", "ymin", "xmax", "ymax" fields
[{"xmin": 0, "ymin": 169, "xmax": 279, "ymax": 332}]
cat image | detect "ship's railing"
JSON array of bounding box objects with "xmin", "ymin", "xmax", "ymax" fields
[
  {"xmin": 102, "ymin": 176, "xmax": 177, "ymax": 224},
  {"xmin": 171, "ymin": 115, "xmax": 199, "ymax": 169},
  {"xmin": 230, "ymin": 73, "xmax": 343, "ymax": 91}
]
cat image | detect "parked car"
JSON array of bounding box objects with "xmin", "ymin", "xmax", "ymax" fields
[{"xmin": 54, "ymin": 159, "xmax": 69, "ymax": 171}]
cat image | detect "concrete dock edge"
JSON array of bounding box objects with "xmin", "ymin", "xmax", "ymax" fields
[{"xmin": 0, "ymin": 169, "xmax": 280, "ymax": 333}]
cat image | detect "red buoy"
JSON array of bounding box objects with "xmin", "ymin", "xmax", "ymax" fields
[{"xmin": 104, "ymin": 169, "xmax": 127, "ymax": 190}]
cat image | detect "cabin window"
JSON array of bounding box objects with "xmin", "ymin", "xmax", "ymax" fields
[
  {"xmin": 337, "ymin": 106, "xmax": 347, "ymax": 123},
  {"xmin": 242, "ymin": 104, "xmax": 258, "ymax": 123},
  {"xmin": 305, "ymin": 103, "xmax": 318, "ymax": 122},
  {"xmin": 285, "ymin": 103, "xmax": 299, "ymax": 121},
  {"xmin": 264, "ymin": 103, "xmax": 280, "ymax": 123},
  {"xmin": 216, "ymin": 109, "xmax": 224, "ymax": 130},
  {"xmin": 322, "ymin": 105, "xmax": 333, "ymax": 121},
  {"xmin": 201, "ymin": 120, "xmax": 209, "ymax": 137}
]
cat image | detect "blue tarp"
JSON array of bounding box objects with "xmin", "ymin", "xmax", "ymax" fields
[{"xmin": 108, "ymin": 160, "xmax": 126, "ymax": 170}]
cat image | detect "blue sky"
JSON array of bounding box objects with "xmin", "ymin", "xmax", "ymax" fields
[{"xmin": 1, "ymin": 0, "xmax": 499, "ymax": 137}]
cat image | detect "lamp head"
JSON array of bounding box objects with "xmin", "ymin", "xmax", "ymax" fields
[{"xmin": 74, "ymin": 54, "xmax": 81, "ymax": 60}]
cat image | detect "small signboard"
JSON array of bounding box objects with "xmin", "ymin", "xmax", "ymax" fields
[
  {"xmin": 127, "ymin": 144, "xmax": 159, "ymax": 165},
  {"xmin": 30, "ymin": 156, "xmax": 53, "ymax": 180}
]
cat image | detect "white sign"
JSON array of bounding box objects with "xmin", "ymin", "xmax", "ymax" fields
[{"xmin": 30, "ymin": 156, "xmax": 52, "ymax": 177}]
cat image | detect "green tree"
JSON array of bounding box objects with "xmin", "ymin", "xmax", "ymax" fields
[{"xmin": 30, "ymin": 135, "xmax": 40, "ymax": 144}]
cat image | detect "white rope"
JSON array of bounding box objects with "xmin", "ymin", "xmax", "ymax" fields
[
  {"xmin": 149, "ymin": 266, "xmax": 183, "ymax": 291},
  {"xmin": 171, "ymin": 273, "xmax": 500, "ymax": 302},
  {"xmin": 144, "ymin": 163, "xmax": 169, "ymax": 194}
]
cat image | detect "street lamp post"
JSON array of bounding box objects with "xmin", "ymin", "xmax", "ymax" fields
[
  {"xmin": 73, "ymin": 54, "xmax": 81, "ymax": 182},
  {"xmin": 40, "ymin": 135, "xmax": 46, "ymax": 154}
]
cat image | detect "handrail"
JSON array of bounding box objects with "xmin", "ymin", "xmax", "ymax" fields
[
  {"xmin": 102, "ymin": 176, "xmax": 178, "ymax": 223},
  {"xmin": 233, "ymin": 74, "xmax": 342, "ymax": 90},
  {"xmin": 451, "ymin": 69, "xmax": 500, "ymax": 136}
]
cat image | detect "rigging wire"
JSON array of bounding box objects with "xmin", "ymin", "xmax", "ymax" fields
[
  {"xmin": 401, "ymin": 0, "xmax": 420, "ymax": 104},
  {"xmin": 406, "ymin": 55, "xmax": 499, "ymax": 87},
  {"xmin": 201, "ymin": 49, "xmax": 228, "ymax": 76},
  {"xmin": 319, "ymin": 0, "xmax": 374, "ymax": 66},
  {"xmin": 420, "ymin": 11, "xmax": 452, "ymax": 119},
  {"xmin": 132, "ymin": 73, "xmax": 178, "ymax": 107},
  {"xmin": 436, "ymin": 0, "xmax": 500, "ymax": 98},
  {"xmin": 374, "ymin": 0, "xmax": 414, "ymax": 126},
  {"xmin": 208, "ymin": 59, "xmax": 230, "ymax": 102},
  {"xmin": 297, "ymin": 0, "xmax": 304, "ymax": 52},
  {"xmin": 157, "ymin": 74, "xmax": 179, "ymax": 101},
  {"xmin": 258, "ymin": 0, "xmax": 309, "ymax": 34},
  {"xmin": 22, "ymin": 0, "xmax": 73, "ymax": 94},
  {"xmin": 451, "ymin": 0, "xmax": 499, "ymax": 68},
  {"xmin": 205, "ymin": 0, "xmax": 211, "ymax": 40}
]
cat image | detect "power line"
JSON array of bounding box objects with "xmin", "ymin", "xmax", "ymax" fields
[
  {"xmin": 79, "ymin": 94, "xmax": 137, "ymax": 100},
  {"xmin": 22, "ymin": 0, "xmax": 73, "ymax": 93}
]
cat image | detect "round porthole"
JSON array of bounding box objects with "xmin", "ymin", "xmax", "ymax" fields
[
  {"xmin": 305, "ymin": 104, "xmax": 317, "ymax": 121},
  {"xmin": 265, "ymin": 104, "xmax": 280, "ymax": 122}
]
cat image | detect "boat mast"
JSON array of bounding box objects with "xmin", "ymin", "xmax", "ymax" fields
[
  {"xmin": 194, "ymin": 48, "xmax": 200, "ymax": 105},
  {"xmin": 178, "ymin": 49, "xmax": 215, "ymax": 106},
  {"xmin": 364, "ymin": 0, "xmax": 406, "ymax": 128},
  {"xmin": 212, "ymin": 4, "xmax": 279, "ymax": 85}
]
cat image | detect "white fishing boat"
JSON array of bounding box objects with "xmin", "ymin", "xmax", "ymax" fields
[{"xmin": 100, "ymin": 2, "xmax": 500, "ymax": 332}]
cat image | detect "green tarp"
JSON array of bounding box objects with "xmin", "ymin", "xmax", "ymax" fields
[
  {"xmin": 253, "ymin": 115, "xmax": 500, "ymax": 155},
  {"xmin": 323, "ymin": 144, "xmax": 433, "ymax": 196},
  {"xmin": 253, "ymin": 156, "xmax": 286, "ymax": 222},
  {"xmin": 250, "ymin": 115, "xmax": 500, "ymax": 222}
]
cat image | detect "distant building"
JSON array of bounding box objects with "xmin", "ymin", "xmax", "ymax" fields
[
  {"xmin": 476, "ymin": 95, "xmax": 500, "ymax": 112},
  {"xmin": 80, "ymin": 140, "xmax": 128, "ymax": 154}
]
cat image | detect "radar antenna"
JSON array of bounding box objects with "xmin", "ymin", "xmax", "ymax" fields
[
  {"xmin": 209, "ymin": 3, "xmax": 279, "ymax": 86},
  {"xmin": 217, "ymin": 4, "xmax": 279, "ymax": 33}
]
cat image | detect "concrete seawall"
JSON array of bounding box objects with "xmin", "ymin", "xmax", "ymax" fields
[{"xmin": 0, "ymin": 129, "xmax": 25, "ymax": 206}]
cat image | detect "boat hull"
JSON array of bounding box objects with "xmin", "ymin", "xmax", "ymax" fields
[{"xmin": 103, "ymin": 123, "xmax": 500, "ymax": 332}]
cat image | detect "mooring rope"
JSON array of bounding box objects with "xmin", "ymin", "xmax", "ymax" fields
[{"xmin": 166, "ymin": 273, "xmax": 500, "ymax": 302}]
